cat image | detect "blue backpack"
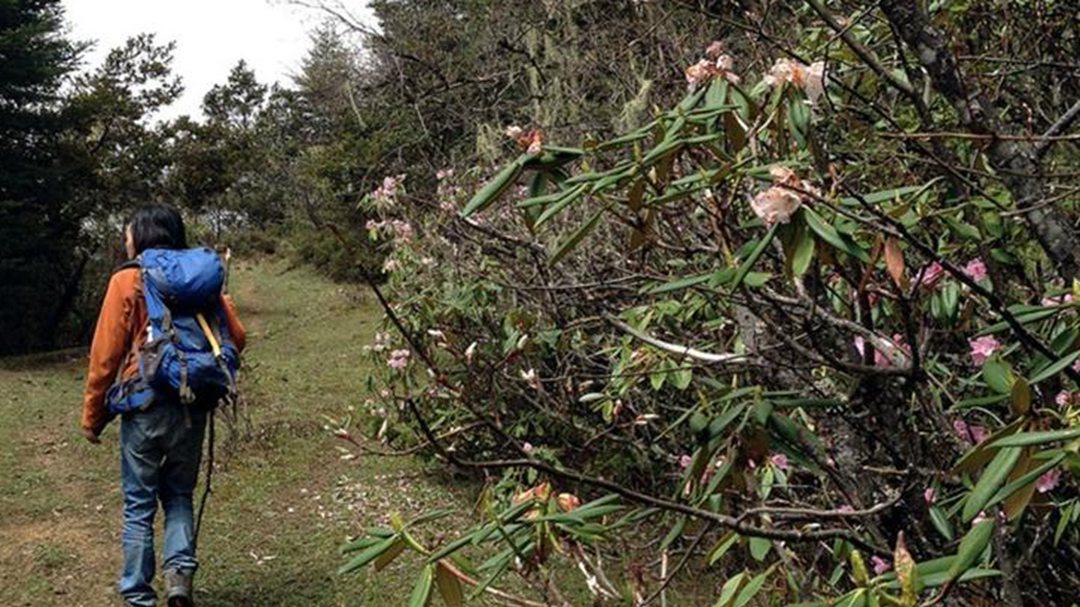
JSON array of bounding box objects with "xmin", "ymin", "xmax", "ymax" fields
[{"xmin": 106, "ymin": 247, "xmax": 241, "ymax": 414}]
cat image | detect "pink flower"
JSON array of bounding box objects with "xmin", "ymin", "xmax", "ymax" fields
[
  {"xmin": 953, "ymin": 419, "xmax": 989, "ymax": 445},
  {"xmin": 382, "ymin": 258, "xmax": 400, "ymax": 273},
  {"xmin": 526, "ymin": 137, "xmax": 543, "ymax": 155},
  {"xmin": 916, "ymin": 262, "xmax": 946, "ymax": 289},
  {"xmin": 1036, "ymin": 469, "xmax": 1061, "ymax": 494},
  {"xmin": 964, "ymin": 258, "xmax": 988, "ymax": 282},
  {"xmin": 751, "ymin": 186, "xmax": 802, "ymax": 225},
  {"xmin": 764, "ymin": 58, "xmax": 826, "ymax": 103},
  {"xmin": 436, "ymin": 168, "xmax": 454, "ymax": 180},
  {"xmin": 679, "ymin": 454, "xmax": 693, "ymax": 469},
  {"xmin": 968, "ymin": 335, "xmax": 1001, "ymax": 365},
  {"xmin": 365, "ymin": 219, "xmax": 382, "ymax": 231},
  {"xmin": 522, "ymin": 442, "xmax": 535, "ymax": 455},
  {"xmin": 390, "ymin": 219, "xmax": 414, "ymax": 242},
  {"xmin": 837, "ymin": 505, "xmax": 855, "ymax": 513},
  {"xmin": 971, "ymin": 511, "xmax": 989, "ymax": 526},
  {"xmin": 504, "ymin": 125, "xmax": 523, "ymax": 139},
  {"xmin": 769, "ymin": 453, "xmax": 789, "ymax": 470},
  {"xmin": 684, "ymin": 52, "xmax": 740, "ymax": 87},
  {"xmin": 387, "ymin": 349, "xmax": 411, "ymax": 369},
  {"xmin": 853, "ymin": 334, "xmax": 908, "ymax": 368},
  {"xmin": 705, "ymin": 41, "xmax": 725, "ymax": 60},
  {"xmin": 870, "ymin": 556, "xmax": 891, "ymax": 575},
  {"xmin": 370, "ymin": 174, "xmax": 406, "ymax": 205},
  {"xmin": 1042, "ymin": 293, "xmax": 1075, "ymax": 306},
  {"xmin": 520, "ymin": 368, "xmax": 541, "ymax": 390},
  {"xmin": 923, "ymin": 487, "xmax": 936, "ymax": 505},
  {"xmin": 1056, "ymin": 391, "xmax": 1074, "ymax": 407}
]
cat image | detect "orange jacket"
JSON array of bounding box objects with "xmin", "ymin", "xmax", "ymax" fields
[{"xmin": 81, "ymin": 267, "xmax": 246, "ymax": 435}]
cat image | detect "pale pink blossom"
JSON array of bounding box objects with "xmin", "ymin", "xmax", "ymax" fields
[
  {"xmin": 924, "ymin": 487, "xmax": 936, "ymax": 505},
  {"xmin": 971, "ymin": 511, "xmax": 989, "ymax": 526},
  {"xmin": 526, "ymin": 138, "xmax": 543, "ymax": 155},
  {"xmin": 968, "ymin": 335, "xmax": 1001, "ymax": 365},
  {"xmin": 751, "ymin": 186, "xmax": 802, "ymax": 225},
  {"xmin": 837, "ymin": 505, "xmax": 855, "ymax": 513},
  {"xmin": 387, "ymin": 349, "xmax": 411, "ymax": 369},
  {"xmin": 684, "ymin": 53, "xmax": 740, "ymax": 87},
  {"xmin": 520, "ymin": 368, "xmax": 541, "ymax": 390},
  {"xmin": 870, "ymin": 556, "xmax": 891, "ymax": 575},
  {"xmin": 705, "ymin": 41, "xmax": 725, "ymax": 60},
  {"xmin": 504, "ymin": 125, "xmax": 524, "ymax": 139},
  {"xmin": 371, "ymin": 174, "xmax": 406, "ymax": 205},
  {"xmin": 1036, "ymin": 469, "xmax": 1061, "ymax": 493},
  {"xmin": 522, "ymin": 442, "xmax": 535, "ymax": 455},
  {"xmin": 365, "ymin": 219, "xmax": 381, "ymax": 231},
  {"xmin": 769, "ymin": 453, "xmax": 789, "ymax": 470},
  {"xmin": 679, "ymin": 454, "xmax": 693, "ymax": 469},
  {"xmin": 1055, "ymin": 391, "xmax": 1074, "ymax": 407},
  {"xmin": 854, "ymin": 334, "xmax": 909, "ymax": 368},
  {"xmin": 389, "ymin": 219, "xmax": 414, "ymax": 242},
  {"xmin": 764, "ymin": 58, "xmax": 826, "ymax": 102},
  {"xmin": 916, "ymin": 262, "xmax": 946, "ymax": 290},
  {"xmin": 953, "ymin": 419, "xmax": 989, "ymax": 445},
  {"xmin": 1042, "ymin": 293, "xmax": 1075, "ymax": 306},
  {"xmin": 382, "ymin": 258, "xmax": 400, "ymax": 273},
  {"xmin": 436, "ymin": 168, "xmax": 454, "ymax": 180},
  {"xmin": 963, "ymin": 258, "xmax": 988, "ymax": 282}
]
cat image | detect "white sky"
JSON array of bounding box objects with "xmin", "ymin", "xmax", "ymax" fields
[{"xmin": 63, "ymin": 0, "xmax": 374, "ymax": 121}]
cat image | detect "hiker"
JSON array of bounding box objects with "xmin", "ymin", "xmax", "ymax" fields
[{"xmin": 81, "ymin": 204, "xmax": 246, "ymax": 607}]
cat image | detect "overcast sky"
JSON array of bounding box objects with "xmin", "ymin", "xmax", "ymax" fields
[{"xmin": 63, "ymin": 0, "xmax": 374, "ymax": 120}]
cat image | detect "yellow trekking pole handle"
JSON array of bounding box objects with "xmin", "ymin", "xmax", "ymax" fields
[{"xmin": 196, "ymin": 313, "xmax": 222, "ymax": 358}]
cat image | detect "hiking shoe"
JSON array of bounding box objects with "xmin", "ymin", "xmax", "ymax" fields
[{"xmin": 164, "ymin": 570, "xmax": 193, "ymax": 607}]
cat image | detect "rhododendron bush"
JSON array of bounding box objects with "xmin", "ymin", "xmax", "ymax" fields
[{"xmin": 326, "ymin": 2, "xmax": 1079, "ymax": 606}]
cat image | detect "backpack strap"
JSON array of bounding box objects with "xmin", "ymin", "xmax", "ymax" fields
[{"xmin": 114, "ymin": 259, "xmax": 141, "ymax": 274}]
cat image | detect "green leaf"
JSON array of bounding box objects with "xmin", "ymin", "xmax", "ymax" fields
[
  {"xmin": 929, "ymin": 506, "xmax": 954, "ymax": 541},
  {"xmin": 548, "ymin": 203, "xmax": 610, "ymax": 265},
  {"xmin": 963, "ymin": 446, "xmax": 1022, "ymax": 522},
  {"xmin": 730, "ymin": 223, "xmax": 779, "ymax": 290},
  {"xmin": 981, "ymin": 357, "xmax": 1013, "ymax": 394},
  {"xmin": 944, "ymin": 520, "xmax": 995, "ymax": 585},
  {"xmin": 987, "ymin": 452, "xmax": 1065, "ymax": 511},
  {"xmin": 408, "ymin": 563, "xmax": 435, "ymax": 607},
  {"xmin": 733, "ymin": 567, "xmax": 772, "ymax": 607},
  {"xmin": 707, "ymin": 532, "xmax": 739, "ymax": 566},
  {"xmin": 338, "ymin": 535, "xmax": 399, "ymax": 575},
  {"xmin": 461, "ymin": 157, "xmax": 526, "ymax": 217},
  {"xmin": 1029, "ymin": 350, "xmax": 1080, "ymax": 385},
  {"xmin": 990, "ymin": 427, "xmax": 1080, "ymax": 447},
  {"xmin": 803, "ymin": 207, "xmax": 869, "ymax": 261},
  {"xmin": 714, "ymin": 572, "xmax": 746, "ymax": 607},
  {"xmin": 748, "ymin": 536, "xmax": 771, "ymax": 561},
  {"xmin": 644, "ymin": 273, "xmax": 712, "ymax": 295}
]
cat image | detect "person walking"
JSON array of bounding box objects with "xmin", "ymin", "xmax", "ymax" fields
[{"xmin": 81, "ymin": 204, "xmax": 246, "ymax": 607}]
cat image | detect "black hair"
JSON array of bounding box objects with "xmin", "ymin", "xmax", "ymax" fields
[{"xmin": 127, "ymin": 204, "xmax": 187, "ymax": 255}]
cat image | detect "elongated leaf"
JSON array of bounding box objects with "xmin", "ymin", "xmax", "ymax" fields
[
  {"xmin": 548, "ymin": 203, "xmax": 610, "ymax": 265},
  {"xmin": 409, "ymin": 564, "xmax": 435, "ymax": 607},
  {"xmin": 435, "ymin": 562, "xmax": 465, "ymax": 607},
  {"xmin": 803, "ymin": 208, "xmax": 869, "ymax": 261},
  {"xmin": 733, "ymin": 567, "xmax": 772, "ymax": 607},
  {"xmin": 707, "ymin": 532, "xmax": 739, "ymax": 566},
  {"xmin": 1009, "ymin": 377, "xmax": 1032, "ymax": 416},
  {"xmin": 1029, "ymin": 350, "xmax": 1080, "ymax": 384},
  {"xmin": 951, "ymin": 417, "xmax": 1025, "ymax": 475},
  {"xmin": 990, "ymin": 427, "xmax": 1080, "ymax": 447},
  {"xmin": 338, "ymin": 535, "xmax": 399, "ymax": 575},
  {"xmin": 644, "ymin": 273, "xmax": 713, "ymax": 295},
  {"xmin": 461, "ymin": 157, "xmax": 526, "ymax": 217},
  {"xmin": 714, "ymin": 572, "xmax": 745, "ymax": 607},
  {"xmin": 944, "ymin": 520, "xmax": 995, "ymax": 584},
  {"xmin": 963, "ymin": 446, "xmax": 1022, "ymax": 522},
  {"xmin": 730, "ymin": 223, "xmax": 779, "ymax": 290},
  {"xmin": 374, "ymin": 538, "xmax": 407, "ymax": 571}
]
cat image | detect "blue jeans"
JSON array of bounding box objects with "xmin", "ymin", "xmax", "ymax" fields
[{"xmin": 118, "ymin": 400, "xmax": 207, "ymax": 607}]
